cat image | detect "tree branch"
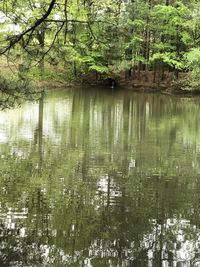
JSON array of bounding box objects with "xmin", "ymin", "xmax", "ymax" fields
[{"xmin": 0, "ymin": 0, "xmax": 56, "ymax": 54}]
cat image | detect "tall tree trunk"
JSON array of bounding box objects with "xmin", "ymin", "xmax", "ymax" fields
[
  {"xmin": 166, "ymin": 0, "xmax": 170, "ymax": 6},
  {"xmin": 175, "ymin": 28, "xmax": 180, "ymax": 80},
  {"xmin": 138, "ymin": 62, "xmax": 142, "ymax": 81},
  {"xmin": 161, "ymin": 62, "xmax": 165, "ymax": 81},
  {"xmin": 72, "ymin": 23, "xmax": 77, "ymax": 77},
  {"xmin": 153, "ymin": 61, "xmax": 157, "ymax": 83},
  {"xmin": 143, "ymin": 0, "xmax": 152, "ymax": 81},
  {"xmin": 37, "ymin": 28, "xmax": 45, "ymax": 72},
  {"xmin": 64, "ymin": 0, "xmax": 68, "ymax": 44}
]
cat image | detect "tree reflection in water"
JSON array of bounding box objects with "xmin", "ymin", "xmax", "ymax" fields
[{"xmin": 0, "ymin": 88, "xmax": 200, "ymax": 266}]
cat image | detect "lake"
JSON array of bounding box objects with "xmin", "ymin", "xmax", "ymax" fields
[{"xmin": 0, "ymin": 87, "xmax": 200, "ymax": 266}]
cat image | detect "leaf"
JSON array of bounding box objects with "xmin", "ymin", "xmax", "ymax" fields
[{"xmin": 88, "ymin": 65, "xmax": 109, "ymax": 73}]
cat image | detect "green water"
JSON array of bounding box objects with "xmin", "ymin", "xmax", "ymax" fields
[{"xmin": 0, "ymin": 87, "xmax": 200, "ymax": 266}]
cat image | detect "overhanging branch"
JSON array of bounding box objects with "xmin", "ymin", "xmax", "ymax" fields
[{"xmin": 0, "ymin": 0, "xmax": 56, "ymax": 54}]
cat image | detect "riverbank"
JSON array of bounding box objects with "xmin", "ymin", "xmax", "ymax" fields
[
  {"xmin": 123, "ymin": 84, "xmax": 200, "ymax": 97},
  {"xmin": 0, "ymin": 61, "xmax": 199, "ymax": 97},
  {"xmin": 16, "ymin": 77, "xmax": 200, "ymax": 97},
  {"xmin": 116, "ymin": 70, "xmax": 200, "ymax": 96}
]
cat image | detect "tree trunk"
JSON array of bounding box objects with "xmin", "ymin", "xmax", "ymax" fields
[
  {"xmin": 153, "ymin": 61, "xmax": 157, "ymax": 83},
  {"xmin": 138, "ymin": 62, "xmax": 142, "ymax": 81},
  {"xmin": 37, "ymin": 28, "xmax": 45, "ymax": 72},
  {"xmin": 174, "ymin": 28, "xmax": 180, "ymax": 80},
  {"xmin": 166, "ymin": 0, "xmax": 170, "ymax": 6}
]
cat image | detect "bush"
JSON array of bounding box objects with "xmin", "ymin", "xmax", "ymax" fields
[
  {"xmin": 0, "ymin": 73, "xmax": 41, "ymax": 109},
  {"xmin": 186, "ymin": 48, "xmax": 200, "ymax": 87}
]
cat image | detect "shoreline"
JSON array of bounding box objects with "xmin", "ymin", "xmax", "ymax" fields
[
  {"xmin": 36, "ymin": 80, "xmax": 200, "ymax": 97},
  {"xmin": 124, "ymin": 84, "xmax": 200, "ymax": 97}
]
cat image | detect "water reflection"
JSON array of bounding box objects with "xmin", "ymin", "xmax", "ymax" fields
[{"xmin": 0, "ymin": 88, "xmax": 200, "ymax": 266}]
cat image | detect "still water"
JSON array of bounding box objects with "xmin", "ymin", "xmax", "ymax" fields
[{"xmin": 0, "ymin": 87, "xmax": 200, "ymax": 267}]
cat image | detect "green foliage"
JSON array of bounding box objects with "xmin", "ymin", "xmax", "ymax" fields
[
  {"xmin": 186, "ymin": 48, "xmax": 200, "ymax": 86},
  {"xmin": 0, "ymin": 72, "xmax": 41, "ymax": 109},
  {"xmin": 111, "ymin": 60, "xmax": 132, "ymax": 74},
  {"xmin": 151, "ymin": 52, "xmax": 184, "ymax": 70},
  {"xmin": 0, "ymin": 0, "xmax": 198, "ymax": 87},
  {"xmin": 0, "ymin": 73, "xmax": 32, "ymax": 93},
  {"xmin": 186, "ymin": 48, "xmax": 200, "ymax": 67},
  {"xmin": 88, "ymin": 65, "xmax": 109, "ymax": 74},
  {"xmin": 28, "ymin": 67, "xmax": 61, "ymax": 81}
]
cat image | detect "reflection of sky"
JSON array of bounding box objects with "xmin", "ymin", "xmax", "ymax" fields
[
  {"xmin": 0, "ymin": 95, "xmax": 128, "ymax": 154},
  {"xmin": 0, "ymin": 104, "xmax": 38, "ymax": 143},
  {"xmin": 0, "ymin": 99, "xmax": 72, "ymax": 146},
  {"xmin": 1, "ymin": 93, "xmax": 200, "ymax": 159}
]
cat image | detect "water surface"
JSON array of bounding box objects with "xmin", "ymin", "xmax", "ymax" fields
[{"xmin": 0, "ymin": 87, "xmax": 200, "ymax": 266}]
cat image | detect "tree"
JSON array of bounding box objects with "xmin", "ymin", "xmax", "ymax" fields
[
  {"xmin": 0, "ymin": 0, "xmax": 199, "ymax": 88},
  {"xmin": 186, "ymin": 48, "xmax": 200, "ymax": 86}
]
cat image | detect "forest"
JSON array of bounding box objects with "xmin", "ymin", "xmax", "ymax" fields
[{"xmin": 0, "ymin": 0, "xmax": 200, "ymax": 95}]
